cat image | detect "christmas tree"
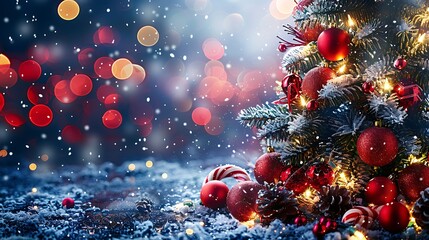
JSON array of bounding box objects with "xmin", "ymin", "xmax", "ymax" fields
[{"xmin": 201, "ymin": 0, "xmax": 429, "ymax": 238}]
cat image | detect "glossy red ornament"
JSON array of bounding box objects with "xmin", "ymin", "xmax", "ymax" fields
[
  {"xmin": 325, "ymin": 220, "xmax": 338, "ymax": 232},
  {"xmin": 18, "ymin": 60, "xmax": 42, "ymax": 82},
  {"xmin": 302, "ymin": 67, "xmax": 336, "ymax": 99},
  {"xmin": 284, "ymin": 167, "xmax": 309, "ymax": 194},
  {"xmin": 280, "ymin": 166, "xmax": 298, "ymax": 182},
  {"xmin": 62, "ymin": 197, "xmax": 75, "ymax": 209},
  {"xmin": 0, "ymin": 94, "xmax": 4, "ymax": 112},
  {"xmin": 378, "ymin": 202, "xmax": 410, "ymax": 233},
  {"xmin": 226, "ymin": 181, "xmax": 264, "ymax": 222},
  {"xmin": 29, "ymin": 104, "xmax": 53, "ymax": 127},
  {"xmin": 306, "ymin": 100, "xmax": 319, "ymax": 111},
  {"xmin": 317, "ymin": 28, "xmax": 350, "ymax": 61},
  {"xmin": 393, "ymin": 79, "xmax": 422, "ymax": 109},
  {"xmin": 394, "ymin": 57, "xmax": 407, "ymax": 70},
  {"xmin": 306, "ymin": 163, "xmax": 335, "ymax": 191},
  {"xmin": 254, "ymin": 152, "xmax": 285, "ymax": 184},
  {"xmin": 102, "ymin": 110, "xmax": 122, "ymax": 129},
  {"xmin": 294, "ymin": 215, "xmax": 307, "ymax": 226},
  {"xmin": 362, "ymin": 81, "xmax": 375, "ymax": 93},
  {"xmin": 365, "ymin": 177, "xmax": 398, "ymax": 205},
  {"xmin": 200, "ymin": 180, "xmax": 229, "ymax": 209},
  {"xmin": 312, "ymin": 222, "xmax": 327, "ymax": 237},
  {"xmin": 278, "ymin": 43, "xmax": 287, "ymax": 52},
  {"xmin": 70, "ymin": 74, "xmax": 93, "ymax": 96},
  {"xmin": 398, "ymin": 163, "xmax": 429, "ymax": 201},
  {"xmin": 357, "ymin": 127, "xmax": 398, "ymax": 167}
]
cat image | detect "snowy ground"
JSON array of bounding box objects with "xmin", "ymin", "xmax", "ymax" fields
[{"xmin": 0, "ymin": 160, "xmax": 427, "ymax": 239}]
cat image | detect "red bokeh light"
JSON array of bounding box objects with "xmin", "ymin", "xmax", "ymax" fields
[
  {"xmin": 0, "ymin": 68, "xmax": 18, "ymax": 88},
  {"xmin": 96, "ymin": 85, "xmax": 117, "ymax": 103},
  {"xmin": 18, "ymin": 60, "xmax": 42, "ymax": 82},
  {"xmin": 54, "ymin": 80, "xmax": 77, "ymax": 104},
  {"xmin": 61, "ymin": 125, "xmax": 84, "ymax": 143},
  {"xmin": 29, "ymin": 46, "xmax": 50, "ymax": 64},
  {"xmin": 70, "ymin": 74, "xmax": 93, "ymax": 96},
  {"xmin": 93, "ymin": 26, "xmax": 117, "ymax": 45},
  {"xmin": 192, "ymin": 107, "xmax": 211, "ymax": 126},
  {"xmin": 202, "ymin": 38, "xmax": 224, "ymax": 60},
  {"xmin": 102, "ymin": 110, "xmax": 122, "ymax": 129},
  {"xmin": 78, "ymin": 48, "xmax": 95, "ymax": 67},
  {"xmin": 204, "ymin": 117, "xmax": 225, "ymax": 135},
  {"xmin": 104, "ymin": 93, "xmax": 120, "ymax": 108},
  {"xmin": 4, "ymin": 112, "xmax": 25, "ymax": 127},
  {"xmin": 29, "ymin": 104, "xmax": 53, "ymax": 127},
  {"xmin": 0, "ymin": 94, "xmax": 4, "ymax": 112},
  {"xmin": 94, "ymin": 57, "xmax": 114, "ymax": 79},
  {"xmin": 27, "ymin": 84, "xmax": 51, "ymax": 105}
]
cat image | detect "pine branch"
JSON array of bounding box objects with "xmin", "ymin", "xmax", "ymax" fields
[
  {"xmin": 331, "ymin": 107, "xmax": 366, "ymax": 138},
  {"xmin": 352, "ymin": 20, "xmax": 384, "ymax": 53},
  {"xmin": 318, "ymin": 83, "xmax": 363, "ymax": 107},
  {"xmin": 281, "ymin": 43, "xmax": 323, "ymax": 73},
  {"xmin": 294, "ymin": 0, "xmax": 381, "ymax": 29},
  {"xmin": 238, "ymin": 104, "xmax": 289, "ymax": 129},
  {"xmin": 361, "ymin": 56, "xmax": 396, "ymax": 81},
  {"xmin": 368, "ymin": 94, "xmax": 408, "ymax": 125},
  {"xmin": 396, "ymin": 128, "xmax": 422, "ymax": 156}
]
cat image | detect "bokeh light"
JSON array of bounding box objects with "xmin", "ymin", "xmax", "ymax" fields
[
  {"xmin": 29, "ymin": 163, "xmax": 37, "ymax": 171},
  {"xmin": 128, "ymin": 64, "xmax": 146, "ymax": 85},
  {"xmin": 275, "ymin": 0, "xmax": 297, "ymax": 15},
  {"xmin": 0, "ymin": 54, "xmax": 11, "ymax": 74},
  {"xmin": 0, "ymin": 94, "xmax": 4, "ymax": 112},
  {"xmin": 0, "ymin": 149, "xmax": 7, "ymax": 157},
  {"xmin": 41, "ymin": 154, "xmax": 49, "ymax": 161},
  {"xmin": 0, "ymin": 68, "xmax": 18, "ymax": 88},
  {"xmin": 137, "ymin": 26, "xmax": 160, "ymax": 47},
  {"xmin": 27, "ymin": 85, "xmax": 51, "ymax": 105},
  {"xmin": 58, "ymin": 0, "xmax": 80, "ymax": 21},
  {"xmin": 70, "ymin": 74, "xmax": 93, "ymax": 96},
  {"xmin": 29, "ymin": 104, "xmax": 53, "ymax": 127},
  {"xmin": 146, "ymin": 160, "xmax": 153, "ymax": 168},
  {"xmin": 269, "ymin": 0, "xmax": 290, "ymax": 20},
  {"xmin": 78, "ymin": 48, "xmax": 95, "ymax": 67},
  {"xmin": 128, "ymin": 163, "xmax": 136, "ymax": 171},
  {"xmin": 94, "ymin": 26, "xmax": 117, "ymax": 45},
  {"xmin": 111, "ymin": 58, "xmax": 133, "ymax": 80},
  {"xmin": 94, "ymin": 57, "xmax": 114, "ymax": 79},
  {"xmin": 192, "ymin": 107, "xmax": 211, "ymax": 126},
  {"xmin": 202, "ymin": 38, "xmax": 224, "ymax": 60},
  {"xmin": 54, "ymin": 80, "xmax": 77, "ymax": 104},
  {"xmin": 4, "ymin": 113, "xmax": 25, "ymax": 127},
  {"xmin": 18, "ymin": 60, "xmax": 41, "ymax": 82},
  {"xmin": 96, "ymin": 85, "xmax": 117, "ymax": 103},
  {"xmin": 102, "ymin": 110, "xmax": 123, "ymax": 129},
  {"xmin": 61, "ymin": 125, "xmax": 84, "ymax": 144}
]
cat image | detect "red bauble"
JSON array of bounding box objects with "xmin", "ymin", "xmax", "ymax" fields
[
  {"xmin": 62, "ymin": 197, "xmax": 75, "ymax": 209},
  {"xmin": 394, "ymin": 57, "xmax": 407, "ymax": 70},
  {"xmin": 357, "ymin": 127, "xmax": 398, "ymax": 167},
  {"xmin": 398, "ymin": 164, "xmax": 429, "ymax": 201},
  {"xmin": 362, "ymin": 81, "xmax": 375, "ymax": 93},
  {"xmin": 294, "ymin": 215, "xmax": 307, "ymax": 226},
  {"xmin": 306, "ymin": 100, "xmax": 319, "ymax": 111},
  {"xmin": 226, "ymin": 181, "xmax": 264, "ymax": 222},
  {"xmin": 18, "ymin": 60, "xmax": 42, "ymax": 82},
  {"xmin": 325, "ymin": 220, "xmax": 338, "ymax": 232},
  {"xmin": 302, "ymin": 24, "xmax": 325, "ymax": 43},
  {"xmin": 306, "ymin": 163, "xmax": 335, "ymax": 191},
  {"xmin": 0, "ymin": 94, "xmax": 4, "ymax": 112},
  {"xmin": 29, "ymin": 104, "xmax": 53, "ymax": 127},
  {"xmin": 102, "ymin": 110, "xmax": 122, "ymax": 129},
  {"xmin": 280, "ymin": 166, "xmax": 298, "ymax": 182},
  {"xmin": 278, "ymin": 43, "xmax": 287, "ymax": 52},
  {"xmin": 70, "ymin": 74, "xmax": 93, "ymax": 96},
  {"xmin": 378, "ymin": 202, "xmax": 410, "ymax": 233},
  {"xmin": 200, "ymin": 180, "xmax": 229, "ymax": 209},
  {"xmin": 301, "ymin": 67, "xmax": 336, "ymax": 99},
  {"xmin": 312, "ymin": 222, "xmax": 327, "ymax": 237},
  {"xmin": 254, "ymin": 152, "xmax": 285, "ymax": 184},
  {"xmin": 284, "ymin": 167, "xmax": 309, "ymax": 194},
  {"xmin": 365, "ymin": 177, "xmax": 398, "ymax": 205},
  {"xmin": 281, "ymin": 74, "xmax": 302, "ymax": 98},
  {"xmin": 317, "ymin": 28, "xmax": 350, "ymax": 61}
]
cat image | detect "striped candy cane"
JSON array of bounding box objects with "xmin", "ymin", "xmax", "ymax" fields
[
  {"xmin": 342, "ymin": 206, "xmax": 378, "ymax": 229},
  {"xmin": 203, "ymin": 164, "xmax": 251, "ymax": 187}
]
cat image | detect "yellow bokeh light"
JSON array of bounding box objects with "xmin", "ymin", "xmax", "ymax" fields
[
  {"xmin": 350, "ymin": 230, "xmax": 367, "ymax": 240},
  {"xmin": 137, "ymin": 26, "xmax": 159, "ymax": 47},
  {"xmin": 29, "ymin": 163, "xmax": 37, "ymax": 171},
  {"xmin": 111, "ymin": 58, "xmax": 134, "ymax": 80},
  {"xmin": 185, "ymin": 229, "xmax": 194, "ymax": 235},
  {"xmin": 146, "ymin": 160, "xmax": 153, "ymax": 168},
  {"xmin": 0, "ymin": 54, "xmax": 11, "ymax": 73},
  {"xmin": 161, "ymin": 173, "xmax": 168, "ymax": 179},
  {"xmin": 0, "ymin": 149, "xmax": 7, "ymax": 157},
  {"xmin": 128, "ymin": 163, "xmax": 136, "ymax": 171},
  {"xmin": 32, "ymin": 187, "xmax": 38, "ymax": 193},
  {"xmin": 58, "ymin": 0, "xmax": 80, "ymax": 21}
]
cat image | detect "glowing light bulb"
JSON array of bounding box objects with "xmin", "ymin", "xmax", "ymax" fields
[{"xmin": 347, "ymin": 14, "xmax": 355, "ymax": 27}]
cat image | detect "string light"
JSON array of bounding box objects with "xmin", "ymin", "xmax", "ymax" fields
[
  {"xmin": 347, "ymin": 14, "xmax": 355, "ymax": 27},
  {"xmin": 382, "ymin": 79, "xmax": 393, "ymax": 92},
  {"xmin": 350, "ymin": 230, "xmax": 367, "ymax": 240},
  {"xmin": 240, "ymin": 219, "xmax": 256, "ymax": 228},
  {"xmin": 29, "ymin": 163, "xmax": 37, "ymax": 171},
  {"xmin": 300, "ymin": 95, "xmax": 308, "ymax": 107},
  {"xmin": 418, "ymin": 33, "xmax": 426, "ymax": 43},
  {"xmin": 338, "ymin": 64, "xmax": 347, "ymax": 73},
  {"xmin": 409, "ymin": 154, "xmax": 425, "ymax": 164},
  {"xmin": 146, "ymin": 160, "xmax": 153, "ymax": 168},
  {"xmin": 31, "ymin": 187, "xmax": 37, "ymax": 193},
  {"xmin": 185, "ymin": 229, "xmax": 194, "ymax": 235}
]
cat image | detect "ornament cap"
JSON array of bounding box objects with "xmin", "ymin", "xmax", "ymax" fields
[{"xmin": 374, "ymin": 120, "xmax": 382, "ymax": 127}]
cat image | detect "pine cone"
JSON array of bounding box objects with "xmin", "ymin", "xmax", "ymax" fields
[
  {"xmin": 316, "ymin": 185, "xmax": 352, "ymax": 218},
  {"xmin": 256, "ymin": 183, "xmax": 299, "ymax": 225},
  {"xmin": 413, "ymin": 187, "xmax": 429, "ymax": 229},
  {"xmin": 136, "ymin": 197, "xmax": 153, "ymax": 214}
]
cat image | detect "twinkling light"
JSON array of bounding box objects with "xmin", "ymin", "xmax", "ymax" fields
[
  {"xmin": 57, "ymin": 0, "xmax": 80, "ymax": 21},
  {"xmin": 137, "ymin": 26, "xmax": 159, "ymax": 47},
  {"xmin": 31, "ymin": 187, "xmax": 38, "ymax": 193},
  {"xmin": 185, "ymin": 229, "xmax": 194, "ymax": 235},
  {"xmin": 111, "ymin": 58, "xmax": 133, "ymax": 80},
  {"xmin": 29, "ymin": 163, "xmax": 37, "ymax": 171},
  {"xmin": 350, "ymin": 230, "xmax": 367, "ymax": 240},
  {"xmin": 128, "ymin": 163, "xmax": 136, "ymax": 171},
  {"xmin": 41, "ymin": 154, "xmax": 49, "ymax": 161},
  {"xmin": 161, "ymin": 173, "xmax": 168, "ymax": 179},
  {"xmin": 146, "ymin": 160, "xmax": 153, "ymax": 168}
]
